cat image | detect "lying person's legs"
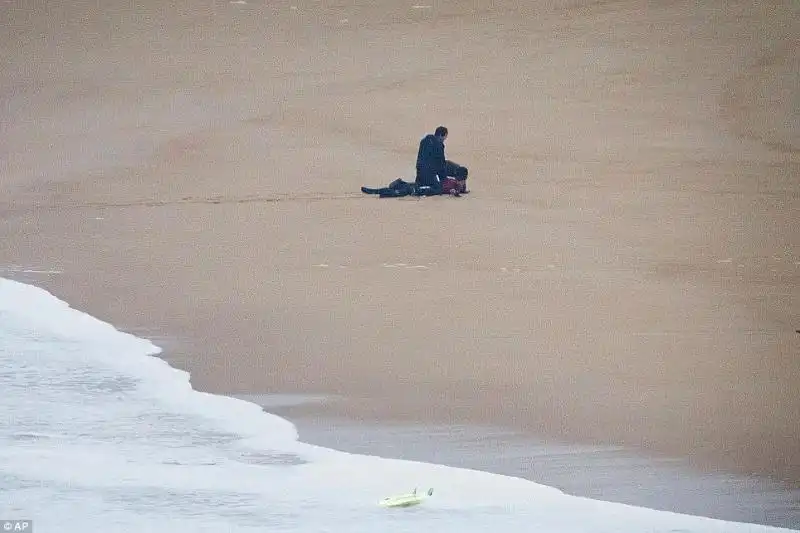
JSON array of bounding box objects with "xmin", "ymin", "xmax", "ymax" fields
[{"xmin": 361, "ymin": 178, "xmax": 416, "ymax": 197}]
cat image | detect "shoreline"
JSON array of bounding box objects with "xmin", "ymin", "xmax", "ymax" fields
[
  {"xmin": 246, "ymin": 393, "xmax": 800, "ymax": 529},
  {"xmin": 2, "ymin": 270, "xmax": 799, "ymax": 529}
]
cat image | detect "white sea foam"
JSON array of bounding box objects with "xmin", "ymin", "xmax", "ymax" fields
[{"xmin": 0, "ymin": 277, "xmax": 795, "ymax": 532}]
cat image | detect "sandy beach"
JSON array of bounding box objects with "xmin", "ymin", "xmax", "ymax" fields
[{"xmin": 2, "ymin": 0, "xmax": 798, "ymax": 525}]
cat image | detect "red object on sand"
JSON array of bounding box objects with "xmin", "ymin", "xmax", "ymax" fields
[{"xmin": 441, "ymin": 177, "xmax": 467, "ymax": 195}]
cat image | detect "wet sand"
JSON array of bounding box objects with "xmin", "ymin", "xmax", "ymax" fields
[
  {"xmin": 1, "ymin": 0, "xmax": 799, "ymax": 527},
  {"xmin": 240, "ymin": 393, "xmax": 800, "ymax": 528}
]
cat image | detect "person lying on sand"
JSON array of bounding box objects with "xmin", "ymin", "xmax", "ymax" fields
[{"xmin": 360, "ymin": 126, "xmax": 469, "ymax": 198}]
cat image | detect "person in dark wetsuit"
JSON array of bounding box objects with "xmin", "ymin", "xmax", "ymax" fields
[{"xmin": 415, "ymin": 126, "xmax": 468, "ymax": 195}]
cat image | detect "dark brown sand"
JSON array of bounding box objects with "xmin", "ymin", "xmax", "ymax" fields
[{"xmin": 1, "ymin": 0, "xmax": 798, "ymax": 522}]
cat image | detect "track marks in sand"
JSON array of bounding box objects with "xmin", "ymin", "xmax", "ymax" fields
[
  {"xmin": 5, "ymin": 187, "xmax": 469, "ymax": 213},
  {"xmin": 4, "ymin": 192, "xmax": 366, "ymax": 212},
  {"xmin": 309, "ymin": 256, "xmax": 800, "ymax": 277},
  {"xmin": 312, "ymin": 263, "xmax": 431, "ymax": 270}
]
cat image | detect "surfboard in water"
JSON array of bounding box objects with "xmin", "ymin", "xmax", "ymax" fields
[{"xmin": 379, "ymin": 488, "xmax": 434, "ymax": 508}]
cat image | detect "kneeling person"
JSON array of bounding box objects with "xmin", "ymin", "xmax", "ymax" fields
[{"xmin": 415, "ymin": 126, "xmax": 469, "ymax": 195}]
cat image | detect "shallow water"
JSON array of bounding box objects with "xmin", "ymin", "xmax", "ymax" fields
[
  {"xmin": 0, "ymin": 277, "xmax": 796, "ymax": 533},
  {"xmin": 274, "ymin": 409, "xmax": 800, "ymax": 528}
]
